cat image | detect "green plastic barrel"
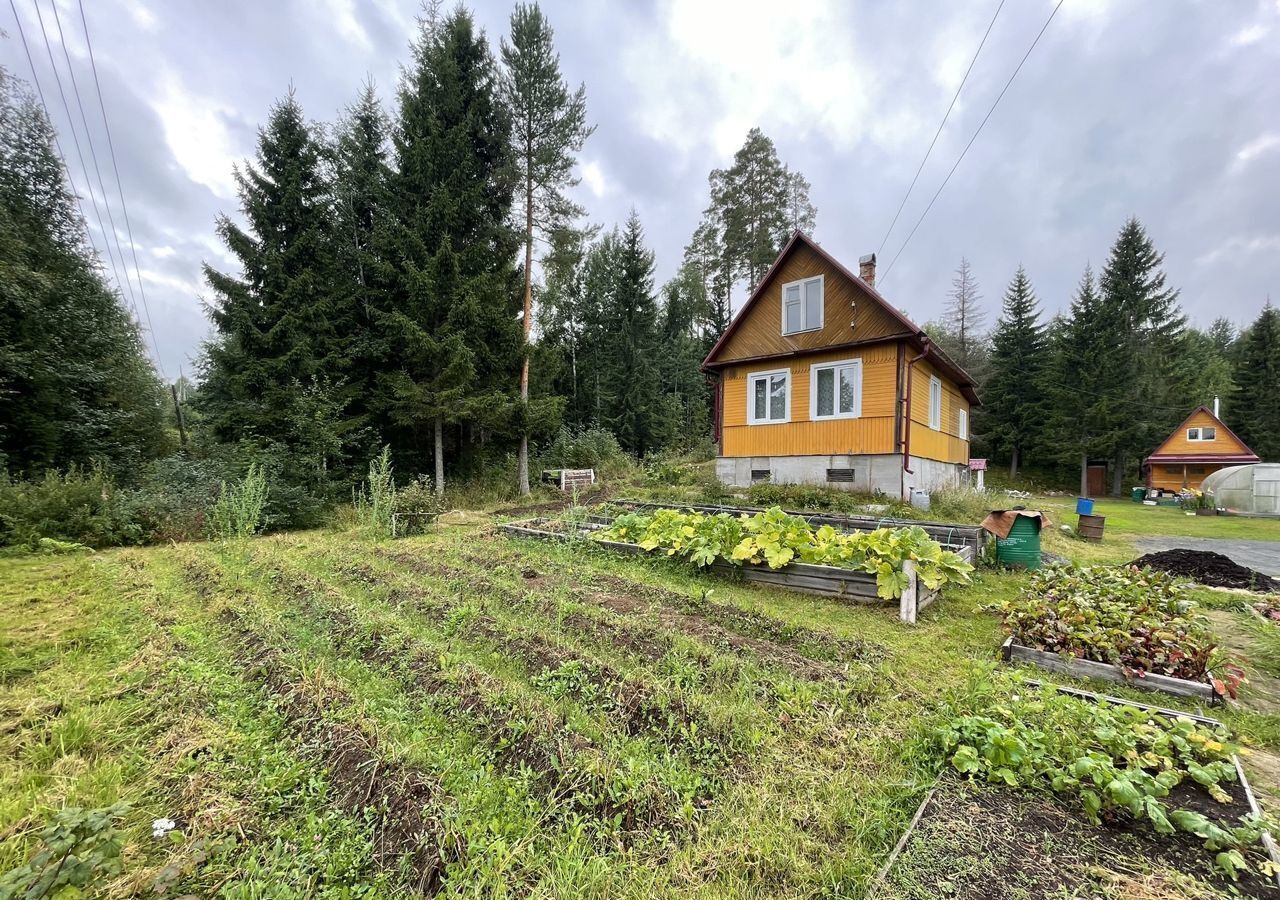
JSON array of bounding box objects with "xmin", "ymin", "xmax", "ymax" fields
[
  {"xmin": 997, "ymin": 516, "xmax": 1042, "ymax": 569},
  {"xmin": 1131, "ymin": 486, "xmax": 1145, "ymax": 503}
]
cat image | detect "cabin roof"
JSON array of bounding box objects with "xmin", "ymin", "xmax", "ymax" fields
[
  {"xmin": 1143, "ymin": 406, "xmax": 1260, "ymax": 465},
  {"xmin": 700, "ymin": 231, "xmax": 980, "ymax": 405}
]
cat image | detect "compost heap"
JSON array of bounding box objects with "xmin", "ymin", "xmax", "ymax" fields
[{"xmin": 1129, "ymin": 548, "xmax": 1280, "ymax": 593}]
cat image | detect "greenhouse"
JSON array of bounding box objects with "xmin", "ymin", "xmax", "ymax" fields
[{"xmin": 1202, "ymin": 463, "xmax": 1280, "ymax": 516}]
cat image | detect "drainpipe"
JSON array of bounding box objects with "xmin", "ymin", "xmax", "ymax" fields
[{"xmin": 902, "ymin": 338, "xmax": 931, "ymax": 478}]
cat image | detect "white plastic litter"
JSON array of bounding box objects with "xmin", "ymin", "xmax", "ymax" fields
[{"xmin": 152, "ymin": 817, "xmax": 177, "ymax": 839}]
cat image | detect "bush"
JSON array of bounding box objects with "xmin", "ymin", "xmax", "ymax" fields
[
  {"xmin": 354, "ymin": 446, "xmax": 397, "ymax": 539},
  {"xmin": 538, "ymin": 425, "xmax": 632, "ymax": 480},
  {"xmin": 394, "ymin": 476, "xmax": 443, "ymax": 536},
  {"xmin": 0, "ymin": 467, "xmax": 133, "ymax": 549}
]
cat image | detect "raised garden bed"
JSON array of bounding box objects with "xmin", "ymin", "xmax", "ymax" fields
[
  {"xmin": 873, "ymin": 682, "xmax": 1280, "ymax": 898},
  {"xmin": 498, "ymin": 515, "xmax": 972, "ymax": 624},
  {"xmin": 608, "ymin": 498, "xmax": 987, "ymax": 558},
  {"xmin": 998, "ymin": 564, "xmax": 1236, "ymax": 704},
  {"xmin": 1000, "ymin": 635, "xmax": 1220, "ymax": 703}
]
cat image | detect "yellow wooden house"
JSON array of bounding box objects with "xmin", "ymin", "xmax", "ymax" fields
[
  {"xmin": 701, "ymin": 232, "xmax": 979, "ymax": 499},
  {"xmin": 1142, "ymin": 406, "xmax": 1259, "ymax": 491}
]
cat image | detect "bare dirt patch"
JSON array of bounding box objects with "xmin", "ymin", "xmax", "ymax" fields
[{"xmin": 1132, "ymin": 548, "xmax": 1280, "ymax": 593}]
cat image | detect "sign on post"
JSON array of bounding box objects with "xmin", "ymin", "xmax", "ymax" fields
[{"xmin": 969, "ymin": 458, "xmax": 987, "ymax": 491}]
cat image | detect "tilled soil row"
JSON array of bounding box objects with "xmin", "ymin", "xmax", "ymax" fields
[
  {"xmin": 206, "ymin": 595, "xmax": 458, "ymax": 896},
  {"xmin": 247, "ymin": 554, "xmax": 710, "ymax": 840}
]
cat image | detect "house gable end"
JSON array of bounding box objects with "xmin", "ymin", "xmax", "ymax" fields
[
  {"xmin": 702, "ymin": 234, "xmax": 912, "ymax": 367},
  {"xmin": 1146, "ymin": 407, "xmax": 1259, "ymax": 461}
]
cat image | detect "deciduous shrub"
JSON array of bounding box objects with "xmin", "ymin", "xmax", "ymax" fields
[
  {"xmin": 539, "ymin": 425, "xmax": 632, "ymax": 479},
  {"xmin": 208, "ymin": 463, "xmax": 269, "ymax": 540}
]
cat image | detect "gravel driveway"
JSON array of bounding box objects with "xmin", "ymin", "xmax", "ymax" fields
[{"xmin": 1132, "ymin": 536, "xmax": 1280, "ymax": 577}]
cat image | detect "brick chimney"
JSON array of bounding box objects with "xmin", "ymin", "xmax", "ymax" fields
[{"xmin": 859, "ymin": 253, "xmax": 876, "ymax": 288}]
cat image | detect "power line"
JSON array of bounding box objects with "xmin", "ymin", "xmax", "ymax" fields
[
  {"xmin": 74, "ymin": 0, "xmax": 166, "ymax": 377},
  {"xmin": 877, "ymin": 0, "xmax": 1006, "ymax": 258},
  {"xmin": 26, "ymin": 0, "xmax": 132, "ymax": 312},
  {"xmin": 880, "ymin": 0, "xmax": 1065, "ymax": 286},
  {"xmin": 48, "ymin": 0, "xmax": 139, "ymax": 315},
  {"xmin": 6, "ymin": 0, "xmax": 106, "ymax": 282}
]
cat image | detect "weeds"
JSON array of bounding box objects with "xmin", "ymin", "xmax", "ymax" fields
[{"xmin": 208, "ymin": 463, "xmax": 269, "ymax": 540}]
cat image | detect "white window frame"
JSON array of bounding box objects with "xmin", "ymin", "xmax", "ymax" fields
[
  {"xmin": 928, "ymin": 376, "xmax": 942, "ymax": 431},
  {"xmin": 1187, "ymin": 426, "xmax": 1216, "ymax": 442},
  {"xmin": 747, "ymin": 368, "xmax": 791, "ymax": 425},
  {"xmin": 780, "ymin": 274, "xmax": 824, "ymax": 336},
  {"xmin": 809, "ymin": 358, "xmax": 863, "ymax": 420},
  {"xmin": 958, "ymin": 407, "xmax": 969, "ymax": 441}
]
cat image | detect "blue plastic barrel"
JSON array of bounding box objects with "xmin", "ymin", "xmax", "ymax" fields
[{"xmin": 1076, "ymin": 497, "xmax": 1095, "ymax": 515}]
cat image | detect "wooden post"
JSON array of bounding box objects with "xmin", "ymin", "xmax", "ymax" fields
[
  {"xmin": 170, "ymin": 383, "xmax": 187, "ymax": 447},
  {"xmin": 900, "ymin": 559, "xmax": 918, "ymax": 624}
]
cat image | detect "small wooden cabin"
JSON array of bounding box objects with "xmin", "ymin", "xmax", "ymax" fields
[
  {"xmin": 701, "ymin": 232, "xmax": 979, "ymax": 500},
  {"xmin": 1142, "ymin": 406, "xmax": 1259, "ymax": 491}
]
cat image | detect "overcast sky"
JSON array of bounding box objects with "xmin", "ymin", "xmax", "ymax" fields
[{"xmin": 4, "ymin": 0, "xmax": 1279, "ymax": 379}]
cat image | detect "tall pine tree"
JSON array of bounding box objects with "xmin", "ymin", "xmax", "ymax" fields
[
  {"xmin": 1231, "ymin": 303, "xmax": 1280, "ymax": 461},
  {"xmin": 984, "ymin": 266, "xmax": 1047, "ymax": 478},
  {"xmin": 501, "ymin": 2, "xmax": 592, "ymax": 494}
]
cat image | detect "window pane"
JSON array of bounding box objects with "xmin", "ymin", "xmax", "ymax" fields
[
  {"xmin": 1203, "ymin": 427, "xmax": 1216, "ymax": 440},
  {"xmin": 804, "ymin": 279, "xmax": 822, "ymax": 329},
  {"xmin": 816, "ymin": 368, "xmax": 834, "ymax": 417},
  {"xmin": 1188, "ymin": 428, "xmax": 1199, "ymax": 440},
  {"xmin": 753, "ymin": 378, "xmax": 766, "ymax": 421},
  {"xmin": 839, "ymin": 365, "xmax": 857, "ymax": 413},
  {"xmin": 784, "ymin": 299, "xmax": 801, "ymax": 334},
  {"xmin": 769, "ymin": 374, "xmax": 787, "ymax": 420}
]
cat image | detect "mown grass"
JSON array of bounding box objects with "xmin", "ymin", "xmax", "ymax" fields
[{"xmin": 2, "ymin": 512, "xmax": 1279, "ymax": 898}]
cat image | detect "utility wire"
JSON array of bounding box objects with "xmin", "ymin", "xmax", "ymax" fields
[
  {"xmin": 74, "ymin": 0, "xmax": 165, "ymax": 377},
  {"xmin": 6, "ymin": 0, "xmax": 108, "ymax": 286},
  {"xmin": 27, "ymin": 0, "xmax": 132, "ymax": 313},
  {"xmin": 48, "ymin": 0, "xmax": 140, "ymax": 315},
  {"xmin": 877, "ymin": 0, "xmax": 1006, "ymax": 258},
  {"xmin": 880, "ymin": 0, "xmax": 1065, "ymax": 285}
]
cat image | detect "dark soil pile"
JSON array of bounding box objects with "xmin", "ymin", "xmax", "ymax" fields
[{"xmin": 1130, "ymin": 548, "xmax": 1280, "ymax": 593}]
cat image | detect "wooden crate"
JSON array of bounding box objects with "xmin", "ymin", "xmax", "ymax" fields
[{"xmin": 497, "ymin": 517, "xmax": 969, "ymax": 624}]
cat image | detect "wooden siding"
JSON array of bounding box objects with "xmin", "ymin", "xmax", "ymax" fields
[
  {"xmin": 907, "ymin": 358, "xmax": 970, "ymax": 464},
  {"xmin": 1151, "ymin": 409, "xmax": 1251, "ymax": 457},
  {"xmin": 1149, "ymin": 462, "xmax": 1227, "ymax": 492},
  {"xmin": 711, "ymin": 242, "xmax": 911, "ymax": 365},
  {"xmin": 721, "ymin": 344, "xmax": 898, "ymax": 457}
]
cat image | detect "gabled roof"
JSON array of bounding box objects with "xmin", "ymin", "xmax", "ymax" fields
[
  {"xmin": 700, "ymin": 231, "xmax": 980, "ymax": 404},
  {"xmin": 1144, "ymin": 406, "xmax": 1260, "ymax": 465}
]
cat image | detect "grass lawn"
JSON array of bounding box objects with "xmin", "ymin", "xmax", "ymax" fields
[
  {"xmin": 3, "ymin": 499, "xmax": 1280, "ymax": 896},
  {"xmin": 1035, "ymin": 494, "xmax": 1280, "ymax": 543}
]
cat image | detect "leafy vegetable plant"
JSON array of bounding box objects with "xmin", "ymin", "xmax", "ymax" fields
[
  {"xmin": 1001, "ymin": 565, "xmax": 1218, "ymax": 682},
  {"xmin": 597, "ymin": 506, "xmax": 973, "ymax": 599},
  {"xmin": 939, "ymin": 679, "xmax": 1272, "ymax": 880}
]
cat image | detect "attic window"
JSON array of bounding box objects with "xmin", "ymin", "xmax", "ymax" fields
[
  {"xmin": 781, "ymin": 275, "xmax": 823, "ymax": 335},
  {"xmin": 1187, "ymin": 426, "xmax": 1216, "ymax": 442}
]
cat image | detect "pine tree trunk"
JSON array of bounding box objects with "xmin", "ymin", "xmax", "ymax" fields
[
  {"xmin": 1010, "ymin": 445, "xmax": 1020, "ymax": 480},
  {"xmin": 1079, "ymin": 451, "xmax": 1089, "ymax": 498},
  {"xmin": 517, "ymin": 176, "xmax": 533, "ymax": 496},
  {"xmin": 434, "ymin": 416, "xmax": 445, "ymax": 496}
]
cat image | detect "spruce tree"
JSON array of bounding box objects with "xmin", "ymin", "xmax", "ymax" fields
[
  {"xmin": 501, "ymin": 2, "xmax": 593, "ymax": 495},
  {"xmin": 0, "ymin": 68, "xmax": 167, "ymax": 476},
  {"xmin": 1045, "ymin": 266, "xmax": 1128, "ymax": 495},
  {"xmin": 1231, "ymin": 303, "xmax": 1280, "ymax": 461},
  {"xmin": 601, "ymin": 211, "xmax": 667, "ymax": 454},
  {"xmin": 200, "ymin": 90, "xmax": 342, "ymax": 493},
  {"xmin": 1099, "ymin": 217, "xmax": 1186, "ymax": 492},
  {"xmin": 388, "ymin": 8, "xmax": 523, "ymax": 492},
  {"xmin": 984, "ymin": 266, "xmax": 1047, "ymax": 478}
]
